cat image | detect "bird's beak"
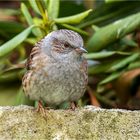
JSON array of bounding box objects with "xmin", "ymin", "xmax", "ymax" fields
[{"xmin": 76, "ymin": 47, "xmax": 88, "ymax": 54}]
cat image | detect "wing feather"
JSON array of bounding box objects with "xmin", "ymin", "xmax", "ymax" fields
[{"xmin": 26, "ymin": 46, "xmax": 41, "ymax": 70}]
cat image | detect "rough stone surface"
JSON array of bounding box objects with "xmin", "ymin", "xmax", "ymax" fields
[{"xmin": 0, "ymin": 105, "xmax": 140, "ymax": 140}]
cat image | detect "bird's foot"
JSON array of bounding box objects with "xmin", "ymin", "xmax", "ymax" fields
[
  {"xmin": 70, "ymin": 101, "xmax": 77, "ymax": 111},
  {"xmin": 36, "ymin": 100, "xmax": 47, "ymax": 118}
]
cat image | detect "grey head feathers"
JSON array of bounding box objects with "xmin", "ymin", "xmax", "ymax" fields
[{"xmin": 36, "ymin": 29, "xmax": 86, "ymax": 61}]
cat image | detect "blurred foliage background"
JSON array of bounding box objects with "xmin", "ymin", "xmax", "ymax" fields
[{"xmin": 0, "ymin": 0, "xmax": 140, "ymax": 110}]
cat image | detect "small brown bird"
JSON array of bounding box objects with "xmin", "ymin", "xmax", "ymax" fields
[{"xmin": 22, "ymin": 29, "xmax": 88, "ymax": 110}]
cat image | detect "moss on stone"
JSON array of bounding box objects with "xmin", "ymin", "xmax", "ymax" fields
[{"xmin": 0, "ymin": 105, "xmax": 140, "ymax": 139}]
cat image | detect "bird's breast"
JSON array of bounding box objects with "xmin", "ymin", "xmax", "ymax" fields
[{"xmin": 40, "ymin": 61, "xmax": 86, "ymax": 105}]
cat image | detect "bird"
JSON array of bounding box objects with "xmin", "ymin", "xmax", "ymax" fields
[{"xmin": 22, "ymin": 29, "xmax": 88, "ymax": 111}]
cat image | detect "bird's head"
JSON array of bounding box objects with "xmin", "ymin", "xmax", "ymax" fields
[{"xmin": 40, "ymin": 29, "xmax": 87, "ymax": 61}]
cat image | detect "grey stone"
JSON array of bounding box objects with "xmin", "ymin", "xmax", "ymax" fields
[{"xmin": 0, "ymin": 105, "xmax": 140, "ymax": 140}]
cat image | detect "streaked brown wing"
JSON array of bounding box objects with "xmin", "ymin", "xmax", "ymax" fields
[{"xmin": 26, "ymin": 46, "xmax": 41, "ymax": 70}]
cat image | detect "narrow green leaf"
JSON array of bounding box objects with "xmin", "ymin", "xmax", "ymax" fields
[
  {"xmin": 54, "ymin": 9, "xmax": 92, "ymax": 24},
  {"xmin": 121, "ymin": 38, "xmax": 138, "ymax": 47},
  {"xmin": 48, "ymin": 0, "xmax": 59, "ymax": 19},
  {"xmin": 15, "ymin": 86, "xmax": 34, "ymax": 106},
  {"xmin": 88, "ymin": 63, "xmax": 113, "ymax": 75},
  {"xmin": 0, "ymin": 8, "xmax": 20, "ymax": 16},
  {"xmin": 78, "ymin": 2, "xmax": 140, "ymax": 29},
  {"xmin": 105, "ymin": 0, "xmax": 124, "ymax": 3},
  {"xmin": 35, "ymin": 0, "xmax": 45, "ymax": 15},
  {"xmin": 88, "ymin": 12, "xmax": 140, "ymax": 52},
  {"xmin": 127, "ymin": 61, "xmax": 140, "ymax": 70},
  {"xmin": 61, "ymin": 24, "xmax": 89, "ymax": 36},
  {"xmin": 91, "ymin": 25, "xmax": 100, "ymax": 32},
  {"xmin": 88, "ymin": 53, "xmax": 137, "ymax": 75},
  {"xmin": 99, "ymin": 72, "xmax": 123, "ymax": 85},
  {"xmin": 35, "ymin": 0, "xmax": 48, "ymax": 24},
  {"xmin": 21, "ymin": 3, "xmax": 33, "ymax": 25},
  {"xmin": 21, "ymin": 3, "xmax": 43, "ymax": 37},
  {"xmin": 28, "ymin": 0, "xmax": 41, "ymax": 15},
  {"xmin": 0, "ymin": 69, "xmax": 24, "ymax": 82},
  {"xmin": 107, "ymin": 53, "xmax": 139, "ymax": 72},
  {"xmin": 85, "ymin": 51, "xmax": 131, "ymax": 59},
  {"xmin": 43, "ymin": 0, "xmax": 49, "ymax": 9},
  {"xmin": 25, "ymin": 38, "xmax": 37, "ymax": 45},
  {"xmin": 88, "ymin": 66, "xmax": 105, "ymax": 75},
  {"xmin": 0, "ymin": 25, "xmax": 35, "ymax": 58}
]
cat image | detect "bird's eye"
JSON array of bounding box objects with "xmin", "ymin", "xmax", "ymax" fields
[{"xmin": 64, "ymin": 43, "xmax": 69, "ymax": 48}]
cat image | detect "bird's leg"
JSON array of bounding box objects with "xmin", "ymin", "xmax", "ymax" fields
[
  {"xmin": 36, "ymin": 100, "xmax": 43, "ymax": 112},
  {"xmin": 70, "ymin": 101, "xmax": 77, "ymax": 111},
  {"xmin": 36, "ymin": 100, "xmax": 47, "ymax": 117}
]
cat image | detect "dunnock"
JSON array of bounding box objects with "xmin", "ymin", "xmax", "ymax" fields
[{"xmin": 22, "ymin": 29, "xmax": 88, "ymax": 110}]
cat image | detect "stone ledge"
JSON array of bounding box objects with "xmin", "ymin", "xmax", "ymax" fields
[{"xmin": 0, "ymin": 105, "xmax": 140, "ymax": 140}]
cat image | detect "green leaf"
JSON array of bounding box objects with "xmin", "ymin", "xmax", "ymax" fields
[
  {"xmin": 0, "ymin": 8, "xmax": 20, "ymax": 16},
  {"xmin": 121, "ymin": 38, "xmax": 138, "ymax": 47},
  {"xmin": 99, "ymin": 72, "xmax": 123, "ymax": 85},
  {"xmin": 88, "ymin": 62, "xmax": 113, "ymax": 75},
  {"xmin": 35, "ymin": 0, "xmax": 48, "ymax": 24},
  {"xmin": 107, "ymin": 53, "xmax": 139, "ymax": 72},
  {"xmin": 35, "ymin": 0, "xmax": 45, "ymax": 15},
  {"xmin": 0, "ymin": 25, "xmax": 35, "ymax": 58},
  {"xmin": 127, "ymin": 61, "xmax": 140, "ymax": 70},
  {"xmin": 85, "ymin": 51, "xmax": 131, "ymax": 59},
  {"xmin": 88, "ymin": 53, "xmax": 138, "ymax": 75},
  {"xmin": 91, "ymin": 25, "xmax": 100, "ymax": 32},
  {"xmin": 0, "ymin": 69, "xmax": 24, "ymax": 83},
  {"xmin": 21, "ymin": 3, "xmax": 43, "ymax": 37},
  {"xmin": 48, "ymin": 0, "xmax": 60, "ymax": 19},
  {"xmin": 28, "ymin": 0, "xmax": 41, "ymax": 15},
  {"xmin": 88, "ymin": 12, "xmax": 140, "ymax": 52},
  {"xmin": 61, "ymin": 24, "xmax": 89, "ymax": 36},
  {"xmin": 54, "ymin": 9, "xmax": 92, "ymax": 24},
  {"xmin": 105, "ymin": 0, "xmax": 124, "ymax": 3},
  {"xmin": 43, "ymin": 0, "xmax": 49, "ymax": 9},
  {"xmin": 15, "ymin": 86, "xmax": 34, "ymax": 106},
  {"xmin": 78, "ymin": 2, "xmax": 140, "ymax": 29},
  {"xmin": 21, "ymin": 3, "xmax": 33, "ymax": 25}
]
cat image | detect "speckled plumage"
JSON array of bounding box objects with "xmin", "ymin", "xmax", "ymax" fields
[{"xmin": 22, "ymin": 29, "xmax": 88, "ymax": 106}]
